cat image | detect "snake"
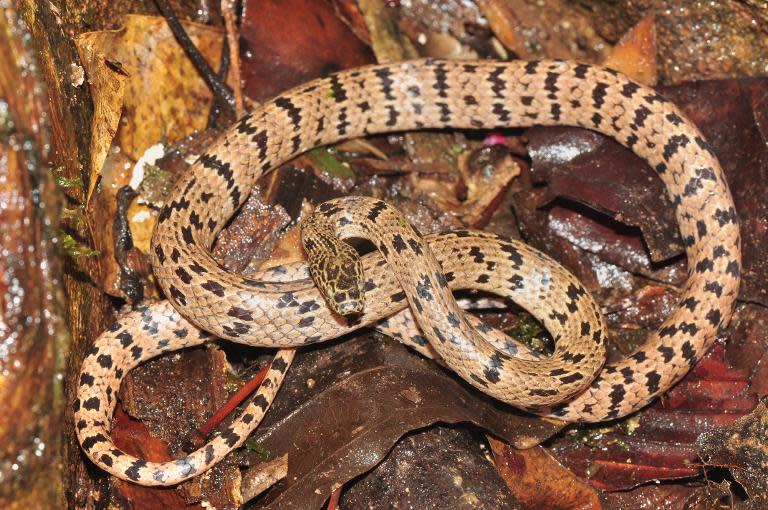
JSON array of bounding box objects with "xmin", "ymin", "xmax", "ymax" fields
[{"xmin": 74, "ymin": 59, "xmax": 741, "ymax": 486}]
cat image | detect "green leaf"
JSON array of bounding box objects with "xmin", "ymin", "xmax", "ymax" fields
[{"xmin": 307, "ymin": 147, "xmax": 355, "ymax": 179}]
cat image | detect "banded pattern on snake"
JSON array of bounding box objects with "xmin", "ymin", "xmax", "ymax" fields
[{"xmin": 74, "ymin": 59, "xmax": 740, "ymax": 486}]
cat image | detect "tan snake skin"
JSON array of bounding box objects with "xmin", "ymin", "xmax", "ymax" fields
[{"xmin": 75, "ymin": 59, "xmax": 741, "ymax": 485}]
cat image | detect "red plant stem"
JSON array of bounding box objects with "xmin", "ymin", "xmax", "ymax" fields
[
  {"xmin": 198, "ymin": 365, "xmax": 270, "ymax": 439},
  {"xmin": 326, "ymin": 485, "xmax": 342, "ymax": 510}
]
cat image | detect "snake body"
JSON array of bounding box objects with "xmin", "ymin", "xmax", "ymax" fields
[{"xmin": 75, "ymin": 59, "xmax": 740, "ymax": 486}]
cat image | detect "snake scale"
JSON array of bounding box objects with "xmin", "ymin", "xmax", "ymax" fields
[{"xmin": 75, "ymin": 59, "xmax": 740, "ymax": 486}]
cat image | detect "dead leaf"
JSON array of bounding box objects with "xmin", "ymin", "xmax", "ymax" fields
[
  {"xmin": 602, "ymin": 12, "xmax": 658, "ymax": 86},
  {"xmin": 478, "ymin": 0, "xmax": 608, "ymax": 61},
  {"xmin": 73, "ymin": 37, "xmax": 128, "ymax": 204},
  {"xmin": 525, "ymin": 126, "xmax": 684, "ymax": 266},
  {"xmin": 490, "ymin": 438, "xmax": 602, "ymax": 509},
  {"xmin": 343, "ymin": 427, "xmax": 523, "ymax": 509},
  {"xmin": 253, "ymin": 333, "xmax": 563, "ymax": 509},
  {"xmin": 239, "ymin": 0, "xmax": 374, "ymax": 102},
  {"xmin": 698, "ymin": 400, "xmax": 768, "ymax": 509},
  {"xmin": 78, "ymin": 15, "xmax": 231, "ymax": 162}
]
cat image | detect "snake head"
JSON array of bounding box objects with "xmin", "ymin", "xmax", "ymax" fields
[{"xmin": 304, "ymin": 234, "xmax": 366, "ymax": 317}]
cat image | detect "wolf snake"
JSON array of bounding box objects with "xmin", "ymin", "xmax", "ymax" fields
[{"xmin": 75, "ymin": 59, "xmax": 740, "ymax": 485}]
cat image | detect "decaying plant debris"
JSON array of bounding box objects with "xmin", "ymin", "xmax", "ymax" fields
[{"xmin": 1, "ymin": 1, "xmax": 767, "ymax": 509}]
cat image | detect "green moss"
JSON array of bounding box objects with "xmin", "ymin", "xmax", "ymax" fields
[
  {"xmin": 506, "ymin": 312, "xmax": 554, "ymax": 355},
  {"xmin": 60, "ymin": 232, "xmax": 99, "ymax": 257},
  {"xmin": 53, "ymin": 166, "xmax": 83, "ymax": 189},
  {"xmin": 242, "ymin": 437, "xmax": 270, "ymax": 460}
]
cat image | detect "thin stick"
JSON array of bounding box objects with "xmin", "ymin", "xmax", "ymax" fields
[
  {"xmin": 221, "ymin": 0, "xmax": 244, "ymax": 117},
  {"xmin": 153, "ymin": 0, "xmax": 235, "ymax": 109}
]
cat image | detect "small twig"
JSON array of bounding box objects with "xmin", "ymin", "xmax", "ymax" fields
[
  {"xmin": 326, "ymin": 485, "xmax": 343, "ymax": 510},
  {"xmin": 199, "ymin": 364, "xmax": 270, "ymax": 439},
  {"xmin": 183, "ymin": 364, "xmax": 270, "ymax": 450},
  {"xmin": 221, "ymin": 0, "xmax": 244, "ymax": 117},
  {"xmin": 241, "ymin": 454, "xmax": 289, "ymax": 503},
  {"xmin": 153, "ymin": 0, "xmax": 235, "ymax": 110},
  {"xmin": 207, "ymin": 34, "xmax": 231, "ymax": 128}
]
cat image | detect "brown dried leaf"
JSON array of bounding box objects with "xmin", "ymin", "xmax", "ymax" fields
[
  {"xmin": 490, "ymin": 439, "xmax": 602, "ymax": 510},
  {"xmin": 602, "ymin": 12, "xmax": 658, "ymax": 86},
  {"xmin": 73, "ymin": 37, "xmax": 128, "ymax": 204},
  {"xmin": 79, "ymin": 15, "xmax": 229, "ymax": 161},
  {"xmin": 79, "ymin": 16, "xmax": 232, "ymax": 299},
  {"xmin": 478, "ymin": 0, "xmax": 608, "ymax": 61}
]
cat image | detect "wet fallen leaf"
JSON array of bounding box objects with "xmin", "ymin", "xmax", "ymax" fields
[
  {"xmin": 342, "ymin": 427, "xmax": 522, "ymax": 509},
  {"xmin": 525, "ymin": 126, "xmax": 684, "ymax": 266},
  {"xmin": 545, "ymin": 205, "xmax": 687, "ymax": 286},
  {"xmin": 698, "ymin": 400, "xmax": 768, "ymax": 509},
  {"xmin": 252, "ymin": 333, "xmax": 563, "ymax": 509},
  {"xmin": 490, "ymin": 438, "xmax": 602, "ymax": 509},
  {"xmin": 550, "ymin": 340, "xmax": 757, "ymax": 491},
  {"xmin": 83, "ymin": 147, "xmax": 145, "ymax": 299},
  {"xmin": 239, "ymin": 0, "xmax": 374, "ymax": 102}
]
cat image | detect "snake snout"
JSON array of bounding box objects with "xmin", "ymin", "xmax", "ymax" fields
[
  {"xmin": 330, "ymin": 277, "xmax": 365, "ymax": 316},
  {"xmin": 334, "ymin": 296, "xmax": 364, "ymax": 316}
]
